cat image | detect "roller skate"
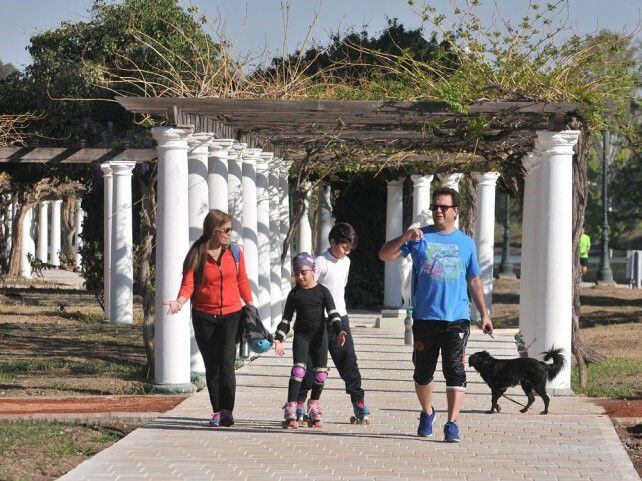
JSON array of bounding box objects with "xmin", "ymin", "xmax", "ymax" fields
[
  {"xmin": 307, "ymin": 399, "xmax": 323, "ymax": 428},
  {"xmin": 281, "ymin": 402, "xmax": 298, "ymax": 429},
  {"xmin": 296, "ymin": 401, "xmax": 308, "ymax": 427},
  {"xmin": 349, "ymin": 400, "xmax": 372, "ymax": 425}
]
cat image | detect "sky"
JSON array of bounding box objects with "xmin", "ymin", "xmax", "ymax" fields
[{"xmin": 1, "ymin": 0, "xmax": 640, "ymax": 71}]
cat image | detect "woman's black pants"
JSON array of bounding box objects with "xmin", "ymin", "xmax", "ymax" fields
[{"xmin": 192, "ymin": 309, "xmax": 242, "ymax": 412}]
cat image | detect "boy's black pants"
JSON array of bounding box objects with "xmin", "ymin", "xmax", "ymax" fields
[
  {"xmin": 192, "ymin": 309, "xmax": 242, "ymax": 412},
  {"xmin": 298, "ymin": 315, "xmax": 365, "ymax": 404}
]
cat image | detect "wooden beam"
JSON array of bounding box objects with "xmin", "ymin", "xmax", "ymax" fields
[
  {"xmin": 0, "ymin": 148, "xmax": 157, "ymax": 164},
  {"xmin": 116, "ymin": 97, "xmax": 586, "ymax": 116}
]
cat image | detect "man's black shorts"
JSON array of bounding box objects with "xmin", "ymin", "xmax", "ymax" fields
[
  {"xmin": 412, "ymin": 319, "xmax": 470, "ymax": 390},
  {"xmin": 580, "ymin": 257, "xmax": 589, "ymax": 267}
]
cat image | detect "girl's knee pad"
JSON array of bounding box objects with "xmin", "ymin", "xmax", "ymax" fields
[
  {"xmin": 314, "ymin": 369, "xmax": 328, "ymax": 383},
  {"xmin": 291, "ymin": 366, "xmax": 306, "ymax": 379}
]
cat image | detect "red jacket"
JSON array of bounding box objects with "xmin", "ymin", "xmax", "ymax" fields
[{"xmin": 178, "ymin": 247, "xmax": 253, "ymax": 315}]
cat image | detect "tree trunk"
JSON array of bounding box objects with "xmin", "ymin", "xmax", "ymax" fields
[
  {"xmin": 61, "ymin": 195, "xmax": 77, "ymax": 270},
  {"xmin": 461, "ymin": 173, "xmax": 479, "ymax": 237},
  {"xmin": 572, "ymin": 129, "xmax": 606, "ymax": 388},
  {"xmin": 7, "ymin": 200, "xmax": 31, "ymax": 276},
  {"xmin": 135, "ymin": 164, "xmax": 157, "ymax": 376}
]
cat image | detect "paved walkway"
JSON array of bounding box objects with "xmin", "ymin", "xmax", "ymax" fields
[{"xmin": 60, "ymin": 314, "xmax": 639, "ymax": 481}]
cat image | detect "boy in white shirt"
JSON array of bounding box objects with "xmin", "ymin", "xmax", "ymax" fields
[{"xmin": 297, "ymin": 223, "xmax": 371, "ymax": 424}]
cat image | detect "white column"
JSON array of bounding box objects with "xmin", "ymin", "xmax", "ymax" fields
[
  {"xmin": 109, "ymin": 161, "xmax": 135, "ymax": 325},
  {"xmin": 257, "ymin": 152, "xmax": 273, "ymax": 329},
  {"xmin": 384, "ymin": 178, "xmax": 405, "ymax": 308},
  {"xmin": 269, "ymin": 157, "xmax": 283, "ymax": 327},
  {"xmin": 19, "ymin": 207, "xmax": 34, "ymax": 277},
  {"xmin": 74, "ymin": 199, "xmax": 84, "ymax": 269},
  {"xmin": 519, "ymin": 151, "xmax": 541, "ymax": 354},
  {"xmin": 440, "ymin": 173, "xmax": 464, "ymax": 228},
  {"xmin": 315, "ymin": 183, "xmax": 332, "ymax": 255},
  {"xmin": 187, "ymin": 133, "xmax": 210, "ymax": 380},
  {"xmin": 37, "ymin": 201, "xmax": 49, "ymax": 263},
  {"xmin": 208, "ymin": 138, "xmax": 234, "ymax": 212},
  {"xmin": 50, "ymin": 199, "xmax": 62, "ymax": 266},
  {"xmin": 101, "ymin": 163, "xmax": 113, "ymax": 322},
  {"xmin": 228, "ymin": 143, "xmax": 246, "ymax": 245},
  {"xmin": 472, "ymin": 172, "xmax": 500, "ymax": 321},
  {"xmin": 242, "ymin": 148, "xmax": 261, "ymax": 301},
  {"xmin": 279, "ymin": 161, "xmax": 293, "ymax": 302},
  {"xmin": 411, "ymin": 174, "xmax": 433, "ymax": 225},
  {"xmin": 296, "ymin": 183, "xmax": 312, "ymax": 254},
  {"xmin": 188, "ymin": 134, "xmax": 211, "ymax": 245},
  {"xmin": 152, "ymin": 126, "xmax": 196, "ymax": 393},
  {"xmin": 533, "ymin": 130, "xmax": 580, "ymax": 393}
]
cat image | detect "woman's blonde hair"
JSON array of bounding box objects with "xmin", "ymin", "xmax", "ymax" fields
[{"xmin": 182, "ymin": 209, "xmax": 233, "ymax": 288}]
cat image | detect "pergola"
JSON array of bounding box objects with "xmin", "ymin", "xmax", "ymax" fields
[{"xmin": 2, "ymin": 98, "xmax": 584, "ymax": 395}]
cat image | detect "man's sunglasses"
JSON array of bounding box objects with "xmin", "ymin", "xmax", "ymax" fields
[{"xmin": 429, "ymin": 204, "xmax": 458, "ymax": 212}]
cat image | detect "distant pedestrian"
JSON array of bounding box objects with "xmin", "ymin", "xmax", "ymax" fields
[{"xmin": 579, "ymin": 227, "xmax": 591, "ymax": 278}]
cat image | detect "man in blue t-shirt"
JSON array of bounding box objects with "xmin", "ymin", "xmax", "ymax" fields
[{"xmin": 379, "ymin": 186, "xmax": 493, "ymax": 442}]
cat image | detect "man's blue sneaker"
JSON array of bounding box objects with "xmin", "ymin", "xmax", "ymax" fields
[
  {"xmin": 444, "ymin": 421, "xmax": 460, "ymax": 443},
  {"xmin": 417, "ymin": 408, "xmax": 436, "ymax": 437}
]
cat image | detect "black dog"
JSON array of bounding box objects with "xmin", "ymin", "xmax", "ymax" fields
[{"xmin": 468, "ymin": 347, "xmax": 565, "ymax": 415}]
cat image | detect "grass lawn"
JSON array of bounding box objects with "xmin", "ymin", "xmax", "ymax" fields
[
  {"xmin": 0, "ymin": 289, "xmax": 149, "ymax": 396},
  {"xmin": 0, "ymin": 421, "xmax": 131, "ymax": 481}
]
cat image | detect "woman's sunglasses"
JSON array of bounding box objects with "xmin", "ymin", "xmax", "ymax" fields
[{"xmin": 216, "ymin": 227, "xmax": 233, "ymax": 234}]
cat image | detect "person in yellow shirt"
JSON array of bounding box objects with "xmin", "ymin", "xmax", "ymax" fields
[{"xmin": 579, "ymin": 227, "xmax": 591, "ymax": 278}]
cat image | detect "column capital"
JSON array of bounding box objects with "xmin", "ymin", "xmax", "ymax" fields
[
  {"xmin": 523, "ymin": 151, "xmax": 541, "ymax": 172},
  {"xmin": 411, "ymin": 174, "xmax": 434, "ymax": 186},
  {"xmin": 536, "ymin": 130, "xmax": 581, "ymax": 155},
  {"xmin": 439, "ymin": 172, "xmax": 464, "ymax": 185},
  {"xmin": 110, "ymin": 161, "xmax": 136, "ymax": 176},
  {"xmin": 187, "ymin": 133, "xmax": 213, "ymax": 156},
  {"xmin": 474, "ymin": 171, "xmax": 501, "ymax": 186},
  {"xmin": 386, "ymin": 177, "xmax": 405, "ymax": 188},
  {"xmin": 242, "ymin": 148, "xmax": 262, "ymax": 164},
  {"xmin": 100, "ymin": 162, "xmax": 113, "ymax": 177},
  {"xmin": 231, "ymin": 142, "xmax": 247, "ymax": 154},
  {"xmin": 151, "ymin": 126, "xmax": 193, "ymax": 148},
  {"xmin": 51, "ymin": 199, "xmax": 63, "ymax": 206},
  {"xmin": 260, "ymin": 152, "xmax": 274, "ymax": 163},
  {"xmin": 209, "ymin": 138, "xmax": 235, "ymax": 154},
  {"xmin": 40, "ymin": 200, "xmax": 51, "ymax": 206}
]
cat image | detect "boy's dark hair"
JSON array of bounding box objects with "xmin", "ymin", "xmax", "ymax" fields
[
  {"xmin": 432, "ymin": 186, "xmax": 460, "ymax": 207},
  {"xmin": 328, "ymin": 222, "xmax": 358, "ymax": 249}
]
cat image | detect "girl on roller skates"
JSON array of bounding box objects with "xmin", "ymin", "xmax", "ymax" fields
[{"xmin": 274, "ymin": 252, "xmax": 347, "ymax": 429}]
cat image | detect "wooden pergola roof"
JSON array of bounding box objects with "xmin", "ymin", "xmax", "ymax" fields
[
  {"xmin": 116, "ymin": 97, "xmax": 584, "ymax": 161},
  {"xmin": 0, "ymin": 98, "xmax": 585, "ymax": 164}
]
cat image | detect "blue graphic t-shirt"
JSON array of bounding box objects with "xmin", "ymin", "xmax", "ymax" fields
[{"xmin": 400, "ymin": 226, "xmax": 480, "ymax": 322}]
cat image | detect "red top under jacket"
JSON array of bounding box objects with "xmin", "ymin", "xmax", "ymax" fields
[{"xmin": 178, "ymin": 247, "xmax": 253, "ymax": 315}]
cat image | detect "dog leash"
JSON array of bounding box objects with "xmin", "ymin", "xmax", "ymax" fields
[{"xmin": 501, "ymin": 394, "xmax": 527, "ymax": 407}]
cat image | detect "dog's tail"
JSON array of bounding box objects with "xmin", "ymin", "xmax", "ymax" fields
[{"xmin": 542, "ymin": 346, "xmax": 566, "ymax": 381}]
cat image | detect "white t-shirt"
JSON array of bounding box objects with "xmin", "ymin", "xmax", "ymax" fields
[{"xmin": 314, "ymin": 249, "xmax": 350, "ymax": 317}]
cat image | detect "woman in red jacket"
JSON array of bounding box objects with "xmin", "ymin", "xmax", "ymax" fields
[{"xmin": 165, "ymin": 209, "xmax": 253, "ymax": 427}]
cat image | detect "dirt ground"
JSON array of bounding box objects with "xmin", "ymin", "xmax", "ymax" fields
[{"xmin": 0, "ymin": 395, "xmax": 186, "ymax": 414}]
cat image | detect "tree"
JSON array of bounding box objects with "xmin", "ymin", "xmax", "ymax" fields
[
  {"xmin": 0, "ymin": 59, "xmax": 16, "ymax": 80},
  {"xmin": 0, "ymin": 0, "xmax": 221, "ymax": 375}
]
